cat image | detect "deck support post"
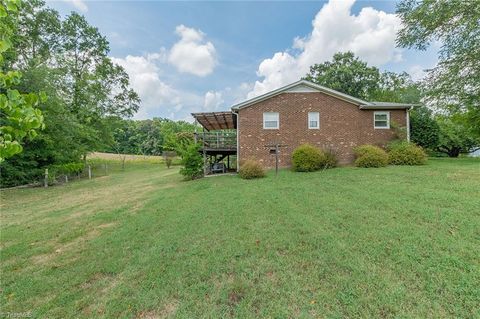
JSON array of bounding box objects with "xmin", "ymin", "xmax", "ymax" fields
[{"xmin": 203, "ymin": 128, "xmax": 207, "ymax": 176}]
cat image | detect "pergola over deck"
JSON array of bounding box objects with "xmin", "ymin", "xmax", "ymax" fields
[
  {"xmin": 192, "ymin": 111, "xmax": 237, "ymax": 174},
  {"xmin": 191, "ymin": 111, "xmax": 237, "ymax": 131}
]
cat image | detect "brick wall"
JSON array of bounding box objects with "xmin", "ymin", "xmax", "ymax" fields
[{"xmin": 238, "ymin": 92, "xmax": 406, "ymax": 168}]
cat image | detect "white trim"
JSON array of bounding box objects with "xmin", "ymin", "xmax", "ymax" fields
[
  {"xmin": 406, "ymin": 109, "xmax": 411, "ymax": 142},
  {"xmin": 263, "ymin": 112, "xmax": 279, "ymax": 130},
  {"xmin": 285, "ymin": 84, "xmax": 319, "ymax": 93},
  {"xmin": 308, "ymin": 112, "xmax": 320, "ymax": 129},
  {"xmin": 374, "ymin": 111, "xmax": 390, "ymax": 129},
  {"xmin": 231, "ymin": 80, "xmax": 369, "ymax": 110}
]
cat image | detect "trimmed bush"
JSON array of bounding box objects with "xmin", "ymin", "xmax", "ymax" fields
[
  {"xmin": 292, "ymin": 144, "xmax": 323, "ymax": 172},
  {"xmin": 179, "ymin": 143, "xmax": 204, "ymax": 180},
  {"xmin": 387, "ymin": 141, "xmax": 427, "ymax": 165},
  {"xmin": 354, "ymin": 145, "xmax": 388, "ymax": 168},
  {"xmin": 238, "ymin": 160, "xmax": 266, "ymax": 179},
  {"xmin": 292, "ymin": 144, "xmax": 338, "ymax": 171}
]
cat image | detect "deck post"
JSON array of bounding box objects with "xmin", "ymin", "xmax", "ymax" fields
[{"xmin": 203, "ymin": 128, "xmax": 207, "ymax": 175}]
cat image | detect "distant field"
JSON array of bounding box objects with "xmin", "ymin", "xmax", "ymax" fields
[
  {"xmin": 88, "ymin": 151, "xmax": 164, "ymax": 162},
  {"xmin": 1, "ymin": 158, "xmax": 479, "ymax": 318}
]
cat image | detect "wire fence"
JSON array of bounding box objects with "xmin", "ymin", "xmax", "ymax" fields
[{"xmin": 4, "ymin": 156, "xmax": 181, "ymax": 189}]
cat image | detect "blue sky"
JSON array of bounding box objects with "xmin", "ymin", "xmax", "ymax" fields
[{"xmin": 48, "ymin": 0, "xmax": 437, "ymax": 120}]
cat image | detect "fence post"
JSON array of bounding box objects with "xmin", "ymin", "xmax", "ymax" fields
[
  {"xmin": 44, "ymin": 169, "xmax": 48, "ymax": 188},
  {"xmin": 104, "ymin": 163, "xmax": 108, "ymax": 176},
  {"xmin": 88, "ymin": 165, "xmax": 92, "ymax": 179},
  {"xmin": 65, "ymin": 175, "xmax": 68, "ymax": 183}
]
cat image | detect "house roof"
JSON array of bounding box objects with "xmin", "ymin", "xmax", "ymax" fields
[
  {"xmin": 230, "ymin": 80, "xmax": 413, "ymax": 110},
  {"xmin": 191, "ymin": 111, "xmax": 236, "ymax": 131}
]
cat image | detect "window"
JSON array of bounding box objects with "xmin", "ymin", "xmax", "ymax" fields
[
  {"xmin": 308, "ymin": 112, "xmax": 319, "ymax": 129},
  {"xmin": 263, "ymin": 112, "xmax": 279, "ymax": 129},
  {"xmin": 374, "ymin": 111, "xmax": 390, "ymax": 129}
]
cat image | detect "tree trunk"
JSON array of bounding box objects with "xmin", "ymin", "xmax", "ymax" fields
[{"xmin": 447, "ymin": 148, "xmax": 461, "ymax": 157}]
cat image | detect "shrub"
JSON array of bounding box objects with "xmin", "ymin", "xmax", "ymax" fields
[
  {"xmin": 387, "ymin": 141, "xmax": 427, "ymax": 165},
  {"xmin": 322, "ymin": 149, "xmax": 338, "ymax": 169},
  {"xmin": 179, "ymin": 143, "xmax": 203, "ymax": 180},
  {"xmin": 354, "ymin": 145, "xmax": 388, "ymax": 168},
  {"xmin": 238, "ymin": 160, "xmax": 266, "ymax": 179},
  {"xmin": 163, "ymin": 151, "xmax": 176, "ymax": 169},
  {"xmin": 292, "ymin": 144, "xmax": 338, "ymax": 171},
  {"xmin": 292, "ymin": 144, "xmax": 323, "ymax": 172}
]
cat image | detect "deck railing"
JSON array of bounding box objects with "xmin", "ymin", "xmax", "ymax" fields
[{"xmin": 196, "ymin": 131, "xmax": 237, "ymax": 149}]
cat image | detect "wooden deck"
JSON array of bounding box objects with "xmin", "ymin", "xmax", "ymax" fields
[{"xmin": 195, "ymin": 131, "xmax": 237, "ymax": 173}]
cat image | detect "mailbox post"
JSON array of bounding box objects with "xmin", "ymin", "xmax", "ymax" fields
[{"xmin": 265, "ymin": 143, "xmax": 287, "ymax": 176}]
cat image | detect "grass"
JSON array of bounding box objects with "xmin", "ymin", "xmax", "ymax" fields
[{"xmin": 1, "ymin": 158, "xmax": 479, "ymax": 318}]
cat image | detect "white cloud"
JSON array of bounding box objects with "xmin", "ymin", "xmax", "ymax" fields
[
  {"xmin": 249, "ymin": 0, "xmax": 402, "ymax": 98},
  {"xmin": 408, "ymin": 65, "xmax": 427, "ymax": 82},
  {"xmin": 111, "ymin": 53, "xmax": 202, "ymax": 120},
  {"xmin": 204, "ymin": 91, "xmax": 224, "ymax": 110},
  {"xmin": 67, "ymin": 0, "xmax": 88, "ymax": 13},
  {"xmin": 109, "ymin": 24, "xmax": 219, "ymax": 119},
  {"xmin": 168, "ymin": 25, "xmax": 217, "ymax": 77}
]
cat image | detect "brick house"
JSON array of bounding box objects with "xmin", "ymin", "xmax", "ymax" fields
[{"xmin": 192, "ymin": 80, "xmax": 412, "ymax": 173}]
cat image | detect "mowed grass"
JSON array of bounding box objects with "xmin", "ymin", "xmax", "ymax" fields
[{"xmin": 1, "ymin": 158, "xmax": 479, "ymax": 318}]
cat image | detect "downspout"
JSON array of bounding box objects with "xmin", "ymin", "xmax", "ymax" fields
[
  {"xmin": 406, "ymin": 107, "xmax": 411, "ymax": 142},
  {"xmin": 232, "ymin": 109, "xmax": 239, "ymax": 172}
]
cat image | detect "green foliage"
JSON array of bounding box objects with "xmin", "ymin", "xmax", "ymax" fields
[
  {"xmin": 370, "ymin": 71, "xmax": 422, "ymax": 103},
  {"xmin": 1, "ymin": 0, "xmax": 142, "ymax": 186},
  {"xmin": 409, "ymin": 106, "xmax": 440, "ymax": 150},
  {"xmin": 292, "ymin": 144, "xmax": 323, "ymax": 172},
  {"xmin": 322, "ymin": 149, "xmax": 338, "ymax": 169},
  {"xmin": 104, "ymin": 117, "xmax": 196, "ymax": 157},
  {"xmin": 387, "ymin": 141, "xmax": 427, "ymax": 165},
  {"xmin": 397, "ymin": 0, "xmax": 480, "ymax": 111},
  {"xmin": 238, "ymin": 159, "xmax": 265, "ymax": 179},
  {"xmin": 435, "ymin": 115, "xmax": 480, "ymax": 157},
  {"xmin": 0, "ymin": 0, "xmax": 44, "ymax": 162},
  {"xmin": 179, "ymin": 143, "xmax": 203, "ymax": 180},
  {"xmin": 163, "ymin": 151, "xmax": 176, "ymax": 169},
  {"xmin": 291, "ymin": 144, "xmax": 335, "ymax": 172},
  {"xmin": 304, "ymin": 52, "xmax": 380, "ymax": 100},
  {"xmin": 354, "ymin": 145, "xmax": 389, "ymax": 168},
  {"xmin": 49, "ymin": 162, "xmax": 84, "ymax": 175},
  {"xmin": 304, "ymin": 52, "xmax": 423, "ymax": 105}
]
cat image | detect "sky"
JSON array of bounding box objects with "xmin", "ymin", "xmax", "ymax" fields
[{"xmin": 47, "ymin": 0, "xmax": 438, "ymax": 121}]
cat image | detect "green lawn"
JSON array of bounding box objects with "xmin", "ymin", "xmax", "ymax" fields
[{"xmin": 1, "ymin": 158, "xmax": 479, "ymax": 318}]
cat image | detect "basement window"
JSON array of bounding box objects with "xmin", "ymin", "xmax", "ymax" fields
[
  {"xmin": 374, "ymin": 111, "xmax": 390, "ymax": 129},
  {"xmin": 263, "ymin": 112, "xmax": 279, "ymax": 129},
  {"xmin": 308, "ymin": 112, "xmax": 319, "ymax": 129}
]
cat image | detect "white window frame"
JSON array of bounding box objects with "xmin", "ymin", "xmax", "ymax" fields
[
  {"xmin": 263, "ymin": 112, "xmax": 279, "ymax": 129},
  {"xmin": 374, "ymin": 111, "xmax": 390, "ymax": 129},
  {"xmin": 308, "ymin": 112, "xmax": 320, "ymax": 129}
]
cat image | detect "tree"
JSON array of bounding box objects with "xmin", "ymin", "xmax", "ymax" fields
[
  {"xmin": 304, "ymin": 52, "xmax": 380, "ymax": 100},
  {"xmin": 371, "ymin": 71, "xmax": 422, "ymax": 104},
  {"xmin": 0, "ymin": 0, "xmax": 44, "ymax": 162},
  {"xmin": 396, "ymin": 0, "xmax": 480, "ymax": 134},
  {"xmin": 409, "ymin": 106, "xmax": 440, "ymax": 150},
  {"xmin": 179, "ymin": 143, "xmax": 203, "ymax": 180},
  {"xmin": 1, "ymin": 0, "xmax": 140, "ymax": 186},
  {"xmin": 436, "ymin": 115, "xmax": 480, "ymax": 157}
]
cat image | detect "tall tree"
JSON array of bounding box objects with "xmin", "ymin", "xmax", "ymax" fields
[
  {"xmin": 435, "ymin": 114, "xmax": 480, "ymax": 157},
  {"xmin": 396, "ymin": 0, "xmax": 480, "ymax": 132},
  {"xmin": 304, "ymin": 52, "xmax": 381, "ymax": 100}
]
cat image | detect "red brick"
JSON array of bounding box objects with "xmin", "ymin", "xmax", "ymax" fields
[{"xmin": 238, "ymin": 92, "xmax": 406, "ymax": 167}]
